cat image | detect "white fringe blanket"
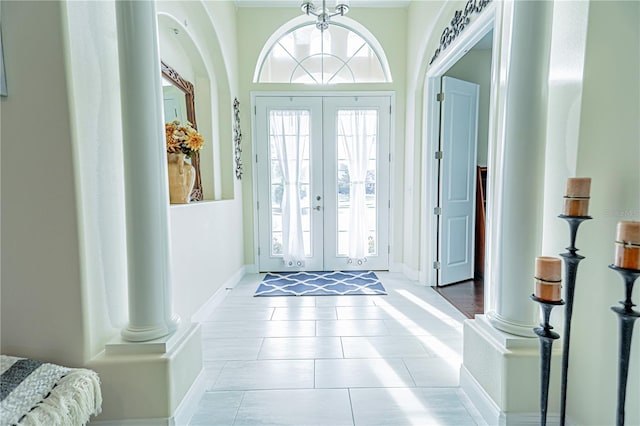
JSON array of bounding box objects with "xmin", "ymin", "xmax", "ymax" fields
[{"xmin": 0, "ymin": 355, "xmax": 102, "ymax": 426}]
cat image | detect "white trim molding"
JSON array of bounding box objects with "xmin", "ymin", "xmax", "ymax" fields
[{"xmin": 191, "ymin": 266, "xmax": 246, "ymax": 323}]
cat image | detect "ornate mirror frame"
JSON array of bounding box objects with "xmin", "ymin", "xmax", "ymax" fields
[{"xmin": 161, "ymin": 60, "xmax": 203, "ymax": 201}]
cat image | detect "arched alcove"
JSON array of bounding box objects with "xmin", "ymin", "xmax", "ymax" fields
[{"xmin": 157, "ymin": 12, "xmax": 219, "ymax": 201}]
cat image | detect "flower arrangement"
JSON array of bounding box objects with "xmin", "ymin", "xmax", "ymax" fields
[{"xmin": 165, "ymin": 119, "xmax": 205, "ymax": 158}]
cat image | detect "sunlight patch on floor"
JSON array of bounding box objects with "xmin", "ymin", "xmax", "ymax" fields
[{"xmin": 377, "ymin": 292, "xmax": 462, "ymax": 367}]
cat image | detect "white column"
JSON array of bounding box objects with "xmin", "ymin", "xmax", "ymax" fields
[
  {"xmin": 115, "ymin": 0, "xmax": 179, "ymax": 342},
  {"xmin": 484, "ymin": 0, "xmax": 554, "ymax": 337}
]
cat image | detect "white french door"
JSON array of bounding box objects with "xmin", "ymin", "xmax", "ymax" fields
[{"xmin": 255, "ymin": 95, "xmax": 391, "ymax": 272}]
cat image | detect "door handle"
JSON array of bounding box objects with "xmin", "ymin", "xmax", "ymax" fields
[{"xmin": 313, "ymin": 206, "xmax": 322, "ymax": 211}]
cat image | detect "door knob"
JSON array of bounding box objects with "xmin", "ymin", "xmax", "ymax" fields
[
  {"xmin": 316, "ymin": 195, "xmax": 322, "ymax": 201},
  {"xmin": 314, "ymin": 206, "xmax": 322, "ymax": 211}
]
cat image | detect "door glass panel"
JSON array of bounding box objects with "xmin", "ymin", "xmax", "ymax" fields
[
  {"xmin": 335, "ymin": 109, "xmax": 378, "ymax": 259},
  {"xmin": 269, "ymin": 110, "xmax": 312, "ymax": 260}
]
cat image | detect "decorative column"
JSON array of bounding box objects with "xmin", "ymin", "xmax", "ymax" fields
[
  {"xmin": 115, "ymin": 0, "xmax": 179, "ymax": 342},
  {"xmin": 484, "ymin": 0, "xmax": 554, "ymax": 337}
]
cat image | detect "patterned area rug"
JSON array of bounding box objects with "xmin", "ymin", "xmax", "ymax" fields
[{"xmin": 255, "ymin": 271, "xmax": 387, "ymax": 297}]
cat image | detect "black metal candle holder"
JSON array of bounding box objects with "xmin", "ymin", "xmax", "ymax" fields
[
  {"xmin": 609, "ymin": 265, "xmax": 640, "ymax": 426},
  {"xmin": 558, "ymin": 214, "xmax": 592, "ymax": 425},
  {"xmin": 531, "ymin": 294, "xmax": 564, "ymax": 426}
]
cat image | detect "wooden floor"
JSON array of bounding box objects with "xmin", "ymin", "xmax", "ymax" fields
[{"xmin": 433, "ymin": 279, "xmax": 484, "ymax": 319}]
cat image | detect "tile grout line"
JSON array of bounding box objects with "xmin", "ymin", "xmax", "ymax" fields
[
  {"xmin": 347, "ymin": 388, "xmax": 356, "ymax": 426},
  {"xmin": 230, "ymin": 390, "xmax": 246, "ymax": 426},
  {"xmin": 401, "ymin": 358, "xmax": 418, "ymax": 388}
]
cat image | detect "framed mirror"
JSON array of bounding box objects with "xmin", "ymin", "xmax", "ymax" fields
[{"xmin": 161, "ymin": 60, "xmax": 203, "ymax": 201}]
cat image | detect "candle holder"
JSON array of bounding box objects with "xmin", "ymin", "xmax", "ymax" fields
[
  {"xmin": 558, "ymin": 214, "xmax": 592, "ymax": 426},
  {"xmin": 531, "ymin": 294, "xmax": 564, "ymax": 426},
  {"xmin": 608, "ymin": 264, "xmax": 640, "ymax": 426}
]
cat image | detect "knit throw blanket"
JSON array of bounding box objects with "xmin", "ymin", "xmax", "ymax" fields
[{"xmin": 0, "ymin": 355, "xmax": 102, "ymax": 426}]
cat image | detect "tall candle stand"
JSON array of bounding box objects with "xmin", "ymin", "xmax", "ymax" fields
[
  {"xmin": 608, "ymin": 265, "xmax": 640, "ymax": 426},
  {"xmin": 558, "ymin": 214, "xmax": 592, "ymax": 426},
  {"xmin": 531, "ymin": 294, "xmax": 564, "ymax": 426}
]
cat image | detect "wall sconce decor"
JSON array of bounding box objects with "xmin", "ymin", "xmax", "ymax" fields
[{"xmin": 233, "ymin": 97, "xmax": 243, "ymax": 180}]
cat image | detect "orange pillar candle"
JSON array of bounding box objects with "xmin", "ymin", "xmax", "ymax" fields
[
  {"xmin": 563, "ymin": 177, "xmax": 591, "ymax": 216},
  {"xmin": 615, "ymin": 221, "xmax": 640, "ymax": 270},
  {"xmin": 535, "ymin": 256, "xmax": 562, "ymax": 301}
]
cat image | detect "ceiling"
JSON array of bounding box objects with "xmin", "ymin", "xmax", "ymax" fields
[{"xmin": 235, "ymin": 0, "xmax": 411, "ymax": 8}]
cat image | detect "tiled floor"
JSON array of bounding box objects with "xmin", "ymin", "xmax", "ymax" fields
[{"xmin": 189, "ymin": 272, "xmax": 485, "ymax": 426}]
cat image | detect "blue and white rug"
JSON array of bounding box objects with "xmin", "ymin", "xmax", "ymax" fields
[{"xmin": 254, "ymin": 271, "xmax": 387, "ymax": 297}]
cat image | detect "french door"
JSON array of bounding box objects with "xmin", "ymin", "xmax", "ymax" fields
[{"xmin": 255, "ymin": 95, "xmax": 391, "ymax": 272}]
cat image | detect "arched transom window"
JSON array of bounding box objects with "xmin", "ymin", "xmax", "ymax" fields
[{"xmin": 255, "ymin": 16, "xmax": 392, "ymax": 84}]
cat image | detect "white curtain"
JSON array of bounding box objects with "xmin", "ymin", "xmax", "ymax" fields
[
  {"xmin": 270, "ymin": 111, "xmax": 307, "ymax": 267},
  {"xmin": 340, "ymin": 110, "xmax": 374, "ymax": 261}
]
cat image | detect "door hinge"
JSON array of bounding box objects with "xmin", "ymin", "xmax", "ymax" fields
[
  {"xmin": 388, "ymin": 200, "xmax": 391, "ymax": 209},
  {"xmin": 389, "ymin": 105, "xmax": 392, "ymax": 114},
  {"xmin": 254, "ymin": 105, "xmax": 257, "ymax": 115},
  {"xmin": 435, "ymin": 151, "xmax": 443, "ymax": 160},
  {"xmin": 433, "ymin": 261, "xmax": 441, "ymax": 270},
  {"xmin": 257, "ymin": 201, "xmax": 259, "ymax": 210},
  {"xmin": 258, "ymin": 247, "xmax": 261, "ymax": 255},
  {"xmin": 388, "ymin": 245, "xmax": 391, "ymax": 254},
  {"xmin": 389, "ymin": 153, "xmax": 392, "ymax": 162},
  {"xmin": 255, "ymin": 154, "xmax": 258, "ymax": 163},
  {"xmin": 434, "ymin": 207, "xmax": 441, "ymax": 215},
  {"xmin": 437, "ymin": 92, "xmax": 444, "ymax": 102}
]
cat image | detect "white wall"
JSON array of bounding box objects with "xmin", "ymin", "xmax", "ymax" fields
[
  {"xmin": 564, "ymin": 2, "xmax": 640, "ymax": 424},
  {"xmin": 63, "ymin": 0, "xmax": 129, "ymax": 360},
  {"xmin": 155, "ymin": 0, "xmax": 244, "ymax": 324},
  {"xmin": 445, "ymin": 49, "xmax": 492, "ymax": 167},
  {"xmin": 1, "ymin": 0, "xmax": 88, "ymax": 366},
  {"xmin": 404, "ymin": 0, "xmax": 466, "ymax": 275}
]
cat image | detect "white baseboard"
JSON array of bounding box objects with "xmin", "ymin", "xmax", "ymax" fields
[
  {"xmin": 244, "ymin": 263, "xmax": 258, "ymax": 274},
  {"xmin": 402, "ymin": 264, "xmax": 420, "ymax": 281},
  {"xmin": 191, "ymin": 266, "xmax": 246, "ymax": 323},
  {"xmin": 223, "ymin": 265, "xmax": 247, "ymax": 289},
  {"xmin": 388, "ymin": 262, "xmax": 404, "ymax": 273},
  {"xmin": 90, "ymin": 417, "xmax": 170, "ymax": 425},
  {"xmin": 460, "ymin": 364, "xmax": 501, "ymax": 425},
  {"xmin": 460, "ymin": 365, "xmax": 566, "ymax": 426},
  {"xmin": 172, "ymin": 369, "xmax": 208, "ymax": 426}
]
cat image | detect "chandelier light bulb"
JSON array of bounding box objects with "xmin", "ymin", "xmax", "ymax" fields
[
  {"xmin": 301, "ymin": 1, "xmax": 315, "ymax": 15},
  {"xmin": 335, "ymin": 1, "xmax": 350, "ymax": 15}
]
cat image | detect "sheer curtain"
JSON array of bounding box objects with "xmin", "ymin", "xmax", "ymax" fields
[
  {"xmin": 270, "ymin": 110, "xmax": 307, "ymax": 267},
  {"xmin": 340, "ymin": 110, "xmax": 375, "ymax": 262}
]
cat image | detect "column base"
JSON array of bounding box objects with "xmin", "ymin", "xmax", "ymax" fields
[
  {"xmin": 121, "ymin": 314, "xmax": 180, "ymax": 342},
  {"xmin": 461, "ymin": 315, "xmax": 562, "ymax": 425},
  {"xmin": 90, "ymin": 322, "xmax": 202, "ymax": 422},
  {"xmin": 486, "ymin": 310, "xmax": 537, "ymax": 337}
]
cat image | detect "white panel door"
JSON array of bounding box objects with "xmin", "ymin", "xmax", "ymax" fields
[
  {"xmin": 255, "ymin": 95, "xmax": 391, "ymax": 272},
  {"xmin": 439, "ymin": 77, "xmax": 479, "ymax": 285}
]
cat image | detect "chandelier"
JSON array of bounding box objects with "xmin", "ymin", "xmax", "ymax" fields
[{"xmin": 301, "ymin": 0, "xmax": 350, "ymax": 31}]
